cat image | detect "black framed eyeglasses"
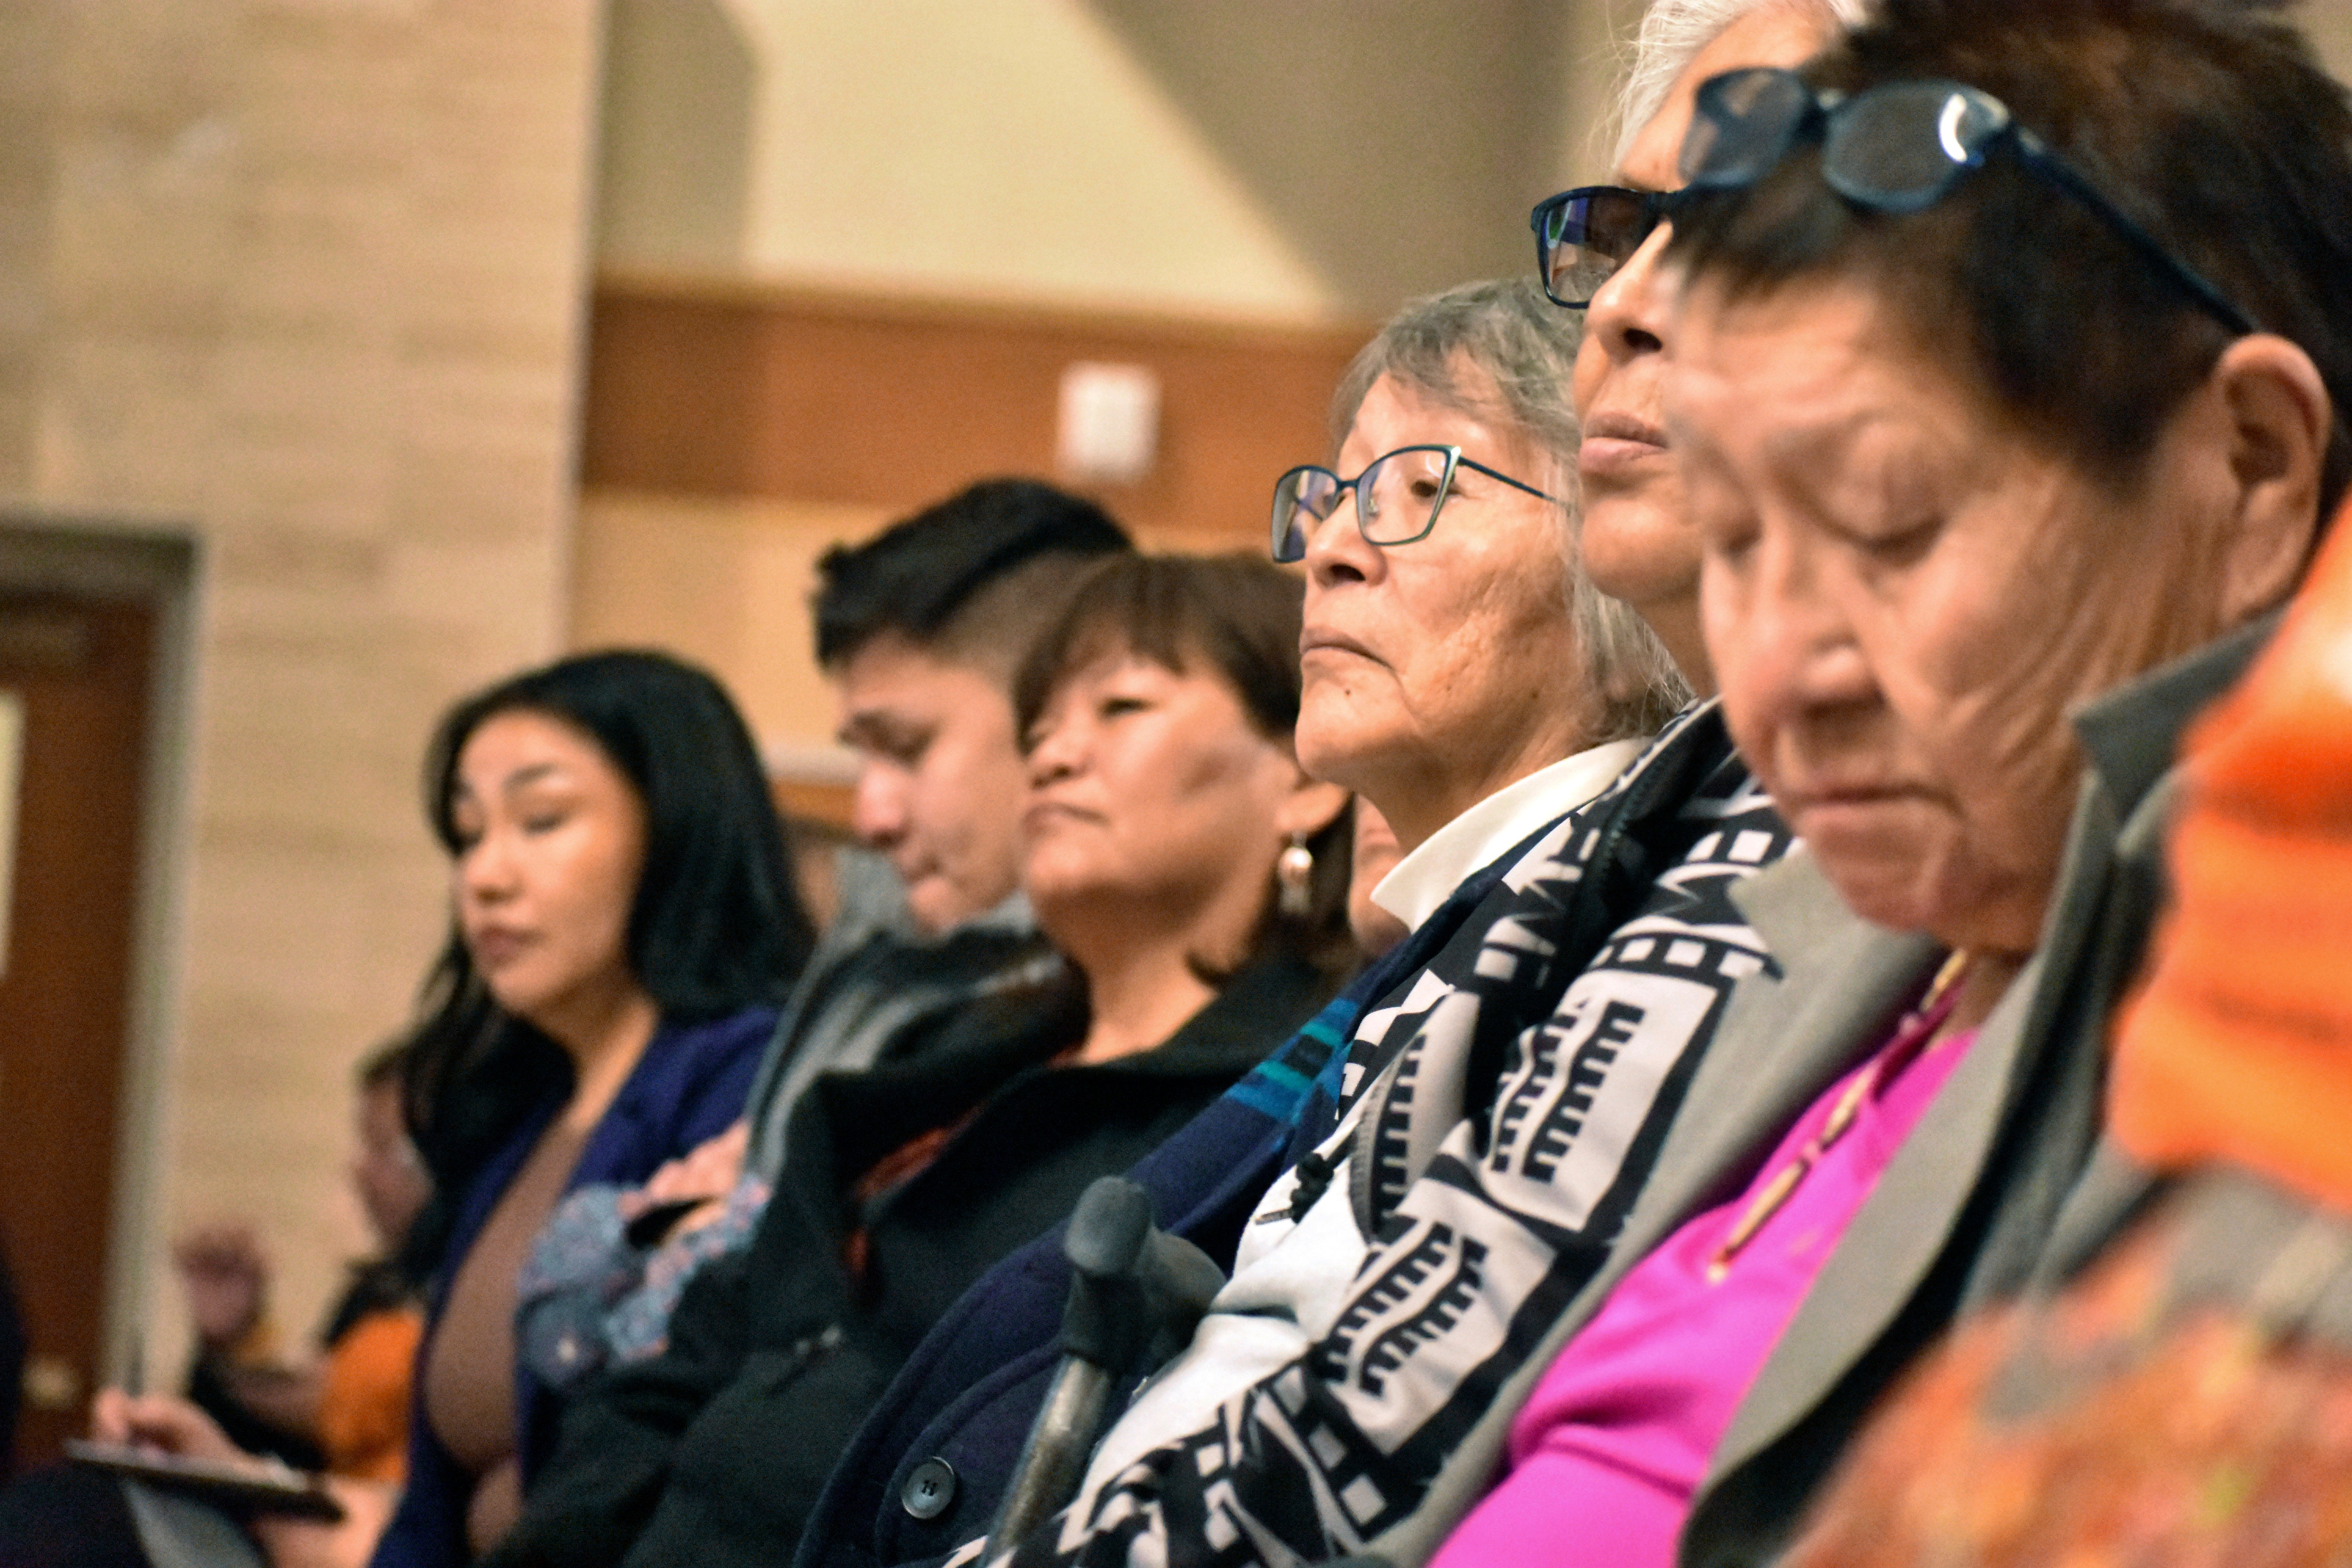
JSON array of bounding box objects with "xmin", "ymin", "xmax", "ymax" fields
[
  {"xmin": 1678, "ymin": 67, "xmax": 2259, "ymax": 336},
  {"xmin": 1529, "ymin": 185, "xmax": 1691, "ymax": 309},
  {"xmin": 1270, "ymin": 445, "xmax": 1561, "ymax": 564}
]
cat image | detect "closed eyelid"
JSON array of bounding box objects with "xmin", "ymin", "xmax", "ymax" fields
[
  {"xmin": 1807, "ymin": 446, "xmax": 1954, "ymax": 555},
  {"xmin": 1690, "ymin": 495, "xmax": 1762, "ymax": 559},
  {"xmin": 505, "ymin": 794, "xmax": 583, "ymax": 834},
  {"xmin": 1812, "ymin": 503, "xmax": 1942, "ymax": 561}
]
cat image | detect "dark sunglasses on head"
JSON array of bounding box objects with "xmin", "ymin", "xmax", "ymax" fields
[
  {"xmin": 1529, "ymin": 67, "xmax": 2259, "ymax": 337},
  {"xmin": 1677, "ymin": 66, "xmax": 2258, "ymax": 335}
]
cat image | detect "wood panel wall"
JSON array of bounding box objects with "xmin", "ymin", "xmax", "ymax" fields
[{"xmin": 581, "ymin": 272, "xmax": 1375, "ymax": 539}]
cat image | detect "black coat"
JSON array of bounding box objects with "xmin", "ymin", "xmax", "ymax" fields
[{"xmin": 484, "ymin": 955, "xmax": 1331, "ymax": 1568}]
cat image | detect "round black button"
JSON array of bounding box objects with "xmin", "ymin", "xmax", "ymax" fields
[{"xmin": 900, "ymin": 1457, "xmax": 957, "ymax": 1521}]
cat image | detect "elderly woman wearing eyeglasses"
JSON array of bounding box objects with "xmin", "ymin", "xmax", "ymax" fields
[
  {"xmin": 1413, "ymin": 2, "xmax": 2352, "ymax": 1566},
  {"xmin": 832, "ymin": 21, "xmax": 1877, "ymax": 1568},
  {"xmin": 799, "ymin": 276, "xmax": 1811, "ymax": 1568}
]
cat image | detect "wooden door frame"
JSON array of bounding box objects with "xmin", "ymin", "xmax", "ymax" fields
[{"xmin": 0, "ymin": 514, "xmax": 201, "ymax": 1390}]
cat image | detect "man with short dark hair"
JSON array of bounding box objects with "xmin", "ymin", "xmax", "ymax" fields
[
  {"xmin": 817, "ymin": 480, "xmax": 1127, "ymax": 938},
  {"xmin": 483, "ymin": 478, "xmax": 1128, "ymax": 1568}
]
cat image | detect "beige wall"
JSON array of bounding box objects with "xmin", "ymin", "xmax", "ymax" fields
[
  {"xmin": 570, "ymin": 490, "xmax": 1278, "ymax": 777},
  {"xmin": 599, "ymin": 0, "xmax": 1601, "ymax": 322},
  {"xmin": 571, "ymin": 492, "xmax": 888, "ymax": 765},
  {"xmin": 600, "ymin": 0, "xmax": 2352, "ymax": 324},
  {"xmin": 2316, "ymin": 0, "xmax": 2352, "ymax": 78},
  {"xmin": 586, "ymin": 0, "xmax": 1623, "ymax": 759},
  {"xmin": 0, "ymin": 1, "xmax": 601, "ymax": 1375}
]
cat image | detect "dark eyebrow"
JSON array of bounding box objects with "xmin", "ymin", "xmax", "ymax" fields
[
  {"xmin": 837, "ymin": 710, "xmax": 914, "ymax": 748},
  {"xmin": 500, "ymin": 761, "xmax": 566, "ymax": 794}
]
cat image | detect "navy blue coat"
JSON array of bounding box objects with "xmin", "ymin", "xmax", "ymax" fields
[{"xmin": 370, "ymin": 1005, "xmax": 773, "ymax": 1568}]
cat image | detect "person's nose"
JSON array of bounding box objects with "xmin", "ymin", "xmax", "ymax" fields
[
  {"xmin": 1302, "ymin": 486, "xmax": 1385, "ymax": 589},
  {"xmin": 1024, "ymin": 712, "xmax": 1087, "ymax": 790},
  {"xmin": 851, "ymin": 763, "xmax": 909, "ymax": 849},
  {"xmin": 456, "ymin": 829, "xmax": 518, "ymax": 907},
  {"xmin": 1711, "ymin": 529, "xmax": 1873, "ymax": 738},
  {"xmin": 1586, "ymin": 225, "xmax": 1675, "ymax": 367}
]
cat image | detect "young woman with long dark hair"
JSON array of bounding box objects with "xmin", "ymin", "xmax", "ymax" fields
[{"xmin": 373, "ymin": 649, "xmax": 815, "ymax": 1566}]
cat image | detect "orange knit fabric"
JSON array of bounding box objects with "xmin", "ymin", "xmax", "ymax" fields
[
  {"xmin": 2110, "ymin": 492, "xmax": 2352, "ymax": 1210},
  {"xmin": 316, "ymin": 1305, "xmax": 425, "ymax": 1483}
]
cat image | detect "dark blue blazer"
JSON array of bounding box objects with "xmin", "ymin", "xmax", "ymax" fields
[{"xmin": 370, "ymin": 1005, "xmax": 773, "ymax": 1568}]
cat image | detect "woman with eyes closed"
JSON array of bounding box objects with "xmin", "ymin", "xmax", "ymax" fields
[
  {"xmin": 1417, "ymin": 0, "xmax": 2352, "ymax": 1563},
  {"xmin": 368, "ymin": 650, "xmax": 816, "ymax": 1568}
]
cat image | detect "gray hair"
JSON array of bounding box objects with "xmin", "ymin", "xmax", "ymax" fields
[
  {"xmin": 1329, "ymin": 278, "xmax": 1691, "ymax": 746},
  {"xmin": 1612, "ymin": 0, "xmax": 1876, "ymax": 164}
]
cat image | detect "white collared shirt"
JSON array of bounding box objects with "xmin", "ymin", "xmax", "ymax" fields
[{"xmin": 1369, "ymin": 737, "xmax": 1649, "ymax": 934}]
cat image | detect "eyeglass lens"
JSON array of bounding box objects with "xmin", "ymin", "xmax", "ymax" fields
[
  {"xmin": 1675, "ymin": 67, "xmax": 2256, "ymax": 336},
  {"xmin": 1681, "ymin": 67, "xmax": 1815, "ymax": 188},
  {"xmin": 1686, "ymin": 70, "xmax": 2004, "ymax": 201},
  {"xmin": 1271, "ymin": 468, "xmax": 1334, "ymax": 561},
  {"xmin": 1271, "ymin": 448, "xmax": 1456, "ymax": 562},
  {"xmin": 1823, "ymin": 83, "xmax": 2005, "ymax": 211},
  {"xmin": 1533, "ymin": 188, "xmax": 1668, "ymax": 307}
]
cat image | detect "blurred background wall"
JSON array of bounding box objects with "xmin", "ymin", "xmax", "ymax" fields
[
  {"xmin": 0, "ymin": 0, "xmax": 2343, "ymax": 1469},
  {"xmin": 0, "ymin": 0, "xmax": 599, "ymax": 1457}
]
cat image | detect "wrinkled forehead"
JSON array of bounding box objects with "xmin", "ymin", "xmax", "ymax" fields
[
  {"xmin": 1338, "ymin": 366, "xmax": 1554, "ymax": 488},
  {"xmin": 1339, "ymin": 360, "xmax": 1508, "ymax": 447},
  {"xmin": 1666, "ymin": 272, "xmax": 1985, "ymax": 490}
]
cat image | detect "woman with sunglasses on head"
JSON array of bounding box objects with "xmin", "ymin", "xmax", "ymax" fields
[
  {"xmin": 1422, "ymin": 0, "xmax": 2352, "ymax": 1564},
  {"xmin": 1779, "ymin": 491, "xmax": 2352, "ymax": 1568}
]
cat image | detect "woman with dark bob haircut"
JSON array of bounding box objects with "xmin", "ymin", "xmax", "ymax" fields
[
  {"xmin": 1010, "ymin": 550, "xmax": 1361, "ymax": 982},
  {"xmin": 373, "ymin": 649, "xmax": 816, "ymax": 1567}
]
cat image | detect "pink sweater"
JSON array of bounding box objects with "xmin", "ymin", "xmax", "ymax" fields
[{"xmin": 1430, "ymin": 1002, "xmax": 1976, "ymax": 1568}]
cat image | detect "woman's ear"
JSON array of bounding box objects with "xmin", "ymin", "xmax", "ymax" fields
[
  {"xmin": 1274, "ymin": 775, "xmax": 1352, "ymax": 842},
  {"xmin": 2209, "ymin": 333, "xmax": 2332, "ymax": 621}
]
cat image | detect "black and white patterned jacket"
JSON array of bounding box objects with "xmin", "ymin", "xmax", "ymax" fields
[{"xmin": 976, "ymin": 702, "xmax": 1796, "ymax": 1568}]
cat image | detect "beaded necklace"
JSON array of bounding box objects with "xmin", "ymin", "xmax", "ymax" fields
[{"xmin": 1704, "ymin": 949, "xmax": 1973, "ymax": 1285}]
